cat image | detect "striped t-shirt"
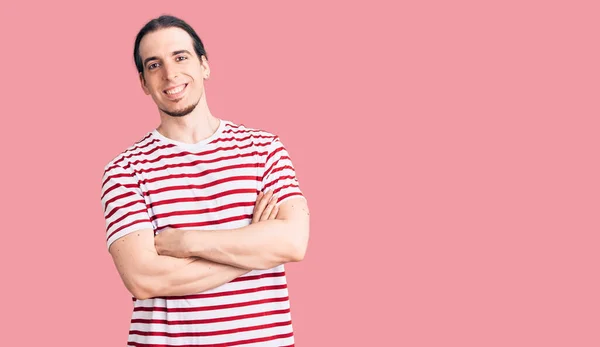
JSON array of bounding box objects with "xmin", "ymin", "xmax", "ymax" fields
[{"xmin": 100, "ymin": 119, "xmax": 304, "ymax": 346}]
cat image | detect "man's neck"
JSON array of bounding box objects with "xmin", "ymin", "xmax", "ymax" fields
[{"xmin": 156, "ymin": 97, "xmax": 220, "ymax": 144}]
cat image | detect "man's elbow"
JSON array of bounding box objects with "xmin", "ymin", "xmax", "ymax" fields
[
  {"xmin": 288, "ymin": 251, "xmax": 305, "ymax": 263},
  {"xmin": 131, "ymin": 287, "xmax": 153, "ymax": 300},
  {"xmin": 259, "ymin": 243, "xmax": 306, "ymax": 270},
  {"xmin": 290, "ymin": 242, "xmax": 307, "ymax": 262},
  {"xmin": 127, "ymin": 276, "xmax": 160, "ymax": 300},
  {"xmin": 289, "ymin": 228, "xmax": 309, "ymax": 262},
  {"xmin": 277, "ymin": 198, "xmax": 310, "ymax": 263}
]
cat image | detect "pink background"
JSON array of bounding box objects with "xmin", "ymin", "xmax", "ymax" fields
[{"xmin": 2, "ymin": 1, "xmax": 599, "ymax": 346}]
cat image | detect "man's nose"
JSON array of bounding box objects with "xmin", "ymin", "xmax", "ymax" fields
[{"xmin": 162, "ymin": 61, "xmax": 180, "ymax": 81}]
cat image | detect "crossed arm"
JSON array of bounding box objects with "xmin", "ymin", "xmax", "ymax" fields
[{"xmin": 108, "ymin": 191, "xmax": 310, "ymax": 300}]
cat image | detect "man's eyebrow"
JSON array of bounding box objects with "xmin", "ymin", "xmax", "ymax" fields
[
  {"xmin": 172, "ymin": 50, "xmax": 192, "ymax": 56},
  {"xmin": 143, "ymin": 50, "xmax": 192, "ymax": 67}
]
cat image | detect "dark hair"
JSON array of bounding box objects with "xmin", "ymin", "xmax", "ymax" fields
[{"xmin": 133, "ymin": 15, "xmax": 207, "ymax": 75}]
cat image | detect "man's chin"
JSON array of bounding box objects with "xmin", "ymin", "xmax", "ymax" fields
[{"xmin": 160, "ymin": 103, "xmax": 197, "ymax": 118}]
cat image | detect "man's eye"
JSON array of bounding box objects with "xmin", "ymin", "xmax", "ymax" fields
[
  {"xmin": 148, "ymin": 63, "xmax": 159, "ymax": 70},
  {"xmin": 176, "ymin": 56, "xmax": 188, "ymax": 62}
]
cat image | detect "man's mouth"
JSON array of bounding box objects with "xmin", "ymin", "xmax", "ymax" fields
[{"xmin": 163, "ymin": 83, "xmax": 188, "ymax": 99}]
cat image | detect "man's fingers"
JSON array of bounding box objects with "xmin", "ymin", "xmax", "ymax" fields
[
  {"xmin": 252, "ymin": 191, "xmax": 265, "ymax": 223},
  {"xmin": 269, "ymin": 205, "xmax": 279, "ymax": 220},
  {"xmin": 260, "ymin": 195, "xmax": 278, "ymax": 221},
  {"xmin": 253, "ymin": 190, "xmax": 273, "ymax": 223},
  {"xmin": 256, "ymin": 191, "xmax": 273, "ymax": 214}
]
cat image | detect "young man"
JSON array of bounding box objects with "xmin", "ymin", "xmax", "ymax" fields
[{"xmin": 100, "ymin": 15, "xmax": 309, "ymax": 346}]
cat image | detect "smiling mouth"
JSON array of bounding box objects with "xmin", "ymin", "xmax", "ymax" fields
[{"xmin": 163, "ymin": 83, "xmax": 188, "ymax": 99}]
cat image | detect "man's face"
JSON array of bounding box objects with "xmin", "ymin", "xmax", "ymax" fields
[{"xmin": 138, "ymin": 27, "xmax": 209, "ymax": 117}]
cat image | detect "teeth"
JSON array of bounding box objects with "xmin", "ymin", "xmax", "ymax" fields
[{"xmin": 166, "ymin": 85, "xmax": 185, "ymax": 95}]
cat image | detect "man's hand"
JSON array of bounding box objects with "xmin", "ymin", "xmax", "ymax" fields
[{"xmin": 155, "ymin": 190, "xmax": 279, "ymax": 258}]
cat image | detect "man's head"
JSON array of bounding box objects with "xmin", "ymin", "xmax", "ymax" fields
[{"xmin": 134, "ymin": 15, "xmax": 210, "ymax": 118}]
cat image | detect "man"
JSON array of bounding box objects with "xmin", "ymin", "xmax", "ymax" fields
[{"xmin": 100, "ymin": 15, "xmax": 309, "ymax": 347}]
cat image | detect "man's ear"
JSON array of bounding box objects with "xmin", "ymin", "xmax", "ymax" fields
[
  {"xmin": 200, "ymin": 55, "xmax": 211, "ymax": 79},
  {"xmin": 139, "ymin": 72, "xmax": 150, "ymax": 95}
]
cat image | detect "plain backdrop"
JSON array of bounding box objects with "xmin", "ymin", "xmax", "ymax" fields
[{"xmin": 1, "ymin": 1, "xmax": 599, "ymax": 346}]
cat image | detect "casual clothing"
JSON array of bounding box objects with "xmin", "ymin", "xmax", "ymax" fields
[{"xmin": 101, "ymin": 119, "xmax": 304, "ymax": 346}]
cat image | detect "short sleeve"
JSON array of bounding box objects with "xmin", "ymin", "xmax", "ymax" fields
[
  {"xmin": 101, "ymin": 164, "xmax": 154, "ymax": 250},
  {"xmin": 261, "ymin": 137, "xmax": 305, "ymax": 204}
]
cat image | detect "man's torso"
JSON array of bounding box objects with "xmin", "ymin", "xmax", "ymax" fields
[{"xmin": 105, "ymin": 120, "xmax": 296, "ymax": 346}]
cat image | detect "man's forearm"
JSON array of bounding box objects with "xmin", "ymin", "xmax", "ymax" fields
[
  {"xmin": 135, "ymin": 254, "xmax": 249, "ymax": 299},
  {"xmin": 182, "ymin": 218, "xmax": 307, "ymax": 270},
  {"xmin": 154, "ymin": 197, "xmax": 310, "ymax": 271}
]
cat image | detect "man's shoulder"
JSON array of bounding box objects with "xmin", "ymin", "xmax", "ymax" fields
[
  {"xmin": 222, "ymin": 120, "xmax": 278, "ymax": 140},
  {"xmin": 102, "ymin": 131, "xmax": 155, "ymax": 174}
]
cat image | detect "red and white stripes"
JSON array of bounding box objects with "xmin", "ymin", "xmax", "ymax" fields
[{"xmin": 101, "ymin": 120, "xmax": 302, "ymax": 346}]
